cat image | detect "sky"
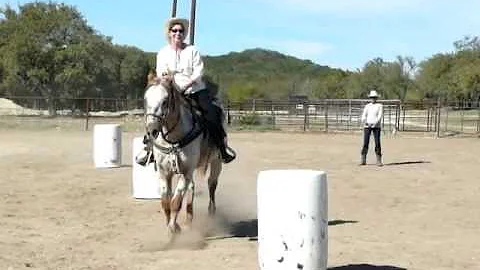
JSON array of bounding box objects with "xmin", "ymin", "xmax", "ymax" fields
[{"xmin": 2, "ymin": 0, "xmax": 480, "ymax": 71}]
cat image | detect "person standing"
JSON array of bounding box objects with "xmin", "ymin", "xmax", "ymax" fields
[{"xmin": 360, "ymin": 90, "xmax": 383, "ymax": 166}]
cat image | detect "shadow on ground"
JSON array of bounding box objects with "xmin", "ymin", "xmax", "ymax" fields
[
  {"xmin": 329, "ymin": 264, "xmax": 407, "ymax": 270},
  {"xmin": 384, "ymin": 160, "xmax": 430, "ymax": 166},
  {"xmin": 206, "ymin": 219, "xmax": 358, "ymax": 241}
]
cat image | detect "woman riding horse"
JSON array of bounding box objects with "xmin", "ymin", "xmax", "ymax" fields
[{"xmin": 136, "ymin": 17, "xmax": 235, "ymax": 165}]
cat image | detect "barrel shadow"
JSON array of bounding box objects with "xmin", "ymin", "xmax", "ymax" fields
[
  {"xmin": 328, "ymin": 264, "xmax": 407, "ymax": 270},
  {"xmin": 206, "ymin": 219, "xmax": 358, "ymax": 241}
]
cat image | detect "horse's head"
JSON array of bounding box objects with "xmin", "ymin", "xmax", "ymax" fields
[{"xmin": 143, "ymin": 81, "xmax": 182, "ymax": 139}]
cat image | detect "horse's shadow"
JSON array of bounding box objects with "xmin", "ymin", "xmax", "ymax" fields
[{"xmin": 328, "ymin": 264, "xmax": 407, "ymax": 270}]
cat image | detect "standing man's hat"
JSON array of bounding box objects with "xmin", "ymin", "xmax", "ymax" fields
[
  {"xmin": 164, "ymin": 17, "xmax": 189, "ymax": 40},
  {"xmin": 368, "ymin": 90, "xmax": 379, "ymax": 98}
]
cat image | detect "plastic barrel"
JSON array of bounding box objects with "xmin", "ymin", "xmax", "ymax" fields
[{"xmin": 257, "ymin": 169, "xmax": 328, "ymax": 270}]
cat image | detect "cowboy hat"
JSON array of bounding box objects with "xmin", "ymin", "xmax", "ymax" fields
[
  {"xmin": 165, "ymin": 17, "xmax": 189, "ymax": 39},
  {"xmin": 368, "ymin": 90, "xmax": 379, "ymax": 98}
]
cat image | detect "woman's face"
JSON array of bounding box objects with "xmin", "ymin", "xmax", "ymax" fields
[{"xmin": 169, "ymin": 24, "xmax": 185, "ymax": 44}]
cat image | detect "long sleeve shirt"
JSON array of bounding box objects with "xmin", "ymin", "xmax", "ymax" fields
[
  {"xmin": 361, "ymin": 102, "xmax": 383, "ymax": 128},
  {"xmin": 155, "ymin": 44, "xmax": 206, "ymax": 94}
]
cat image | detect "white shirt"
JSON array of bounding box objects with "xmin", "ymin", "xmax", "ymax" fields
[
  {"xmin": 361, "ymin": 102, "xmax": 383, "ymax": 127},
  {"xmin": 155, "ymin": 44, "xmax": 206, "ymax": 94}
]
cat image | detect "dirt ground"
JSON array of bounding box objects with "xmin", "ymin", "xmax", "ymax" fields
[{"xmin": 0, "ymin": 128, "xmax": 479, "ymax": 270}]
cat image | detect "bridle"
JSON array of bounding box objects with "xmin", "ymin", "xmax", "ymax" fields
[{"xmin": 144, "ymin": 81, "xmax": 204, "ymax": 155}]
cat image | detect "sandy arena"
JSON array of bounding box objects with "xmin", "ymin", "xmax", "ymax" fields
[{"xmin": 0, "ymin": 129, "xmax": 479, "ymax": 270}]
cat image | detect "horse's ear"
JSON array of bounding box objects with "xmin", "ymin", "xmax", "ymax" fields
[{"xmin": 146, "ymin": 70, "xmax": 158, "ymax": 88}]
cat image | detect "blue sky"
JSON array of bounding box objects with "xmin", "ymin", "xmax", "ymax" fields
[{"xmin": 2, "ymin": 0, "xmax": 480, "ymax": 71}]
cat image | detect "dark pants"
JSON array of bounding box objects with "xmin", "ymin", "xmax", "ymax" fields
[
  {"xmin": 361, "ymin": 127, "xmax": 382, "ymax": 156},
  {"xmin": 187, "ymin": 89, "xmax": 226, "ymax": 145}
]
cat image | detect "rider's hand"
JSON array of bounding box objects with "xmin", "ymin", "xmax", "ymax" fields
[{"xmin": 181, "ymin": 80, "xmax": 195, "ymax": 94}]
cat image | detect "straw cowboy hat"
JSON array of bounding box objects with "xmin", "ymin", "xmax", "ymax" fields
[
  {"xmin": 165, "ymin": 17, "xmax": 189, "ymax": 39},
  {"xmin": 368, "ymin": 90, "xmax": 379, "ymax": 98}
]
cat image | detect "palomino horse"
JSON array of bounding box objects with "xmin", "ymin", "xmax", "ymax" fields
[{"xmin": 143, "ymin": 78, "xmax": 223, "ymax": 237}]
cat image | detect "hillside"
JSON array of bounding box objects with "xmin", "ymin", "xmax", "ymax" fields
[
  {"xmin": 204, "ymin": 48, "xmax": 333, "ymax": 78},
  {"xmin": 201, "ymin": 48, "xmax": 341, "ymax": 101}
]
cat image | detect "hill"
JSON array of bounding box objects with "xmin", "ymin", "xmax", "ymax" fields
[{"xmin": 201, "ymin": 48, "xmax": 341, "ymax": 101}]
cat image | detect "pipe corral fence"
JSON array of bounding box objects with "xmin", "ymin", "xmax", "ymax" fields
[{"xmin": 0, "ymin": 96, "xmax": 479, "ymax": 137}]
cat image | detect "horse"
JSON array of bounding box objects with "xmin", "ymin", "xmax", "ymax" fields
[{"xmin": 142, "ymin": 77, "xmax": 223, "ymax": 238}]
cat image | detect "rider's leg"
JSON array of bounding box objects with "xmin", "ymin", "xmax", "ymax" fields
[
  {"xmin": 135, "ymin": 134, "xmax": 153, "ymax": 166},
  {"xmin": 192, "ymin": 89, "xmax": 235, "ymax": 163}
]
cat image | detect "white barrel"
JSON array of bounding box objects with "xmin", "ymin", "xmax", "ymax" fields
[
  {"xmin": 93, "ymin": 124, "xmax": 122, "ymax": 168},
  {"xmin": 257, "ymin": 169, "xmax": 328, "ymax": 270},
  {"xmin": 131, "ymin": 137, "xmax": 161, "ymax": 199}
]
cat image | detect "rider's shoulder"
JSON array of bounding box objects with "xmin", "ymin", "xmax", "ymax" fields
[
  {"xmin": 157, "ymin": 45, "xmax": 170, "ymax": 54},
  {"xmin": 184, "ymin": 44, "xmax": 202, "ymax": 54}
]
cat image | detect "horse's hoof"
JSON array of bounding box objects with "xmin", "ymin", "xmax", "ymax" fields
[{"xmin": 168, "ymin": 223, "xmax": 181, "ymax": 235}]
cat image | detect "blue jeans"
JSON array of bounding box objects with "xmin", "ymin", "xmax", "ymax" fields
[{"xmin": 361, "ymin": 127, "xmax": 381, "ymax": 156}]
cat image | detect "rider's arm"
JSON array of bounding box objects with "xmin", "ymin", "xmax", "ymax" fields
[
  {"xmin": 189, "ymin": 46, "xmax": 205, "ymax": 86},
  {"xmin": 156, "ymin": 48, "xmax": 170, "ymax": 77}
]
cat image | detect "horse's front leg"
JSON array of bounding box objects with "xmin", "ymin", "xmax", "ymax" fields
[
  {"xmin": 185, "ymin": 180, "xmax": 195, "ymax": 229},
  {"xmin": 168, "ymin": 173, "xmax": 191, "ymax": 234},
  {"xmin": 157, "ymin": 168, "xmax": 172, "ymax": 227}
]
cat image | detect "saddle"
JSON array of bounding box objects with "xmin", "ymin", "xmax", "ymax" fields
[{"xmin": 183, "ymin": 94, "xmax": 225, "ymax": 147}]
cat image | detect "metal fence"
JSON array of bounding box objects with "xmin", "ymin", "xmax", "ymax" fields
[{"xmin": 1, "ymin": 96, "xmax": 479, "ymax": 136}]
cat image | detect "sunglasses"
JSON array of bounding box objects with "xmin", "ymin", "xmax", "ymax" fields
[{"xmin": 170, "ymin": 28, "xmax": 184, "ymax": 34}]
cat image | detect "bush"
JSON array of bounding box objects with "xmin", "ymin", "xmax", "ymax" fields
[{"xmin": 238, "ymin": 113, "xmax": 275, "ymax": 126}]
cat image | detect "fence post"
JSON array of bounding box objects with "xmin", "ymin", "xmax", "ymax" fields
[
  {"xmin": 271, "ymin": 102, "xmax": 276, "ymax": 129},
  {"xmin": 426, "ymin": 105, "xmax": 431, "ymax": 132},
  {"xmin": 303, "ymin": 101, "xmax": 308, "ymax": 132},
  {"xmin": 388, "ymin": 104, "xmax": 392, "ymax": 134},
  {"xmin": 435, "ymin": 99, "xmax": 441, "ymax": 138},
  {"xmin": 461, "ymin": 100, "xmax": 464, "ymax": 133},
  {"xmin": 444, "ymin": 103, "xmax": 449, "ymax": 133},
  {"xmin": 477, "ymin": 102, "xmax": 480, "ymax": 133},
  {"xmin": 84, "ymin": 98, "xmax": 90, "ymax": 131},
  {"xmin": 227, "ymin": 100, "xmax": 231, "ymax": 126},
  {"xmin": 395, "ymin": 102, "xmax": 402, "ymax": 131},
  {"xmin": 324, "ymin": 100, "xmax": 329, "ymax": 132},
  {"xmin": 348, "ymin": 99, "xmax": 352, "ymax": 131}
]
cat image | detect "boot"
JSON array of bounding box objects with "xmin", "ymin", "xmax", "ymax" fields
[
  {"xmin": 219, "ymin": 142, "xmax": 236, "ymax": 164},
  {"xmin": 135, "ymin": 147, "xmax": 152, "ymax": 166},
  {"xmin": 376, "ymin": 154, "xmax": 383, "ymax": 167},
  {"xmin": 135, "ymin": 135, "xmax": 153, "ymax": 166},
  {"xmin": 359, "ymin": 154, "xmax": 367, "ymax": 166}
]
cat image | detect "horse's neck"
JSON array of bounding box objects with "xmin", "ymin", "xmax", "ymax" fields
[{"xmin": 161, "ymin": 95, "xmax": 194, "ymax": 143}]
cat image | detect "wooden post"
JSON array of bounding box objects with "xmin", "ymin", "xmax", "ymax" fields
[
  {"xmin": 84, "ymin": 98, "xmax": 90, "ymax": 131},
  {"xmin": 444, "ymin": 103, "xmax": 449, "ymax": 133},
  {"xmin": 348, "ymin": 99, "xmax": 352, "ymax": 131},
  {"xmin": 436, "ymin": 99, "xmax": 441, "ymax": 138},
  {"xmin": 271, "ymin": 103, "xmax": 276, "ymax": 129},
  {"xmin": 461, "ymin": 100, "xmax": 464, "ymax": 133},
  {"xmin": 227, "ymin": 100, "xmax": 231, "ymax": 126},
  {"xmin": 477, "ymin": 102, "xmax": 480, "ymax": 133},
  {"xmin": 303, "ymin": 101, "xmax": 308, "ymax": 132},
  {"xmin": 324, "ymin": 100, "xmax": 329, "ymax": 132}
]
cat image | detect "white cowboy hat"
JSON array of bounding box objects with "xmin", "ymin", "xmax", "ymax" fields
[
  {"xmin": 165, "ymin": 17, "xmax": 189, "ymax": 40},
  {"xmin": 368, "ymin": 90, "xmax": 379, "ymax": 98}
]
